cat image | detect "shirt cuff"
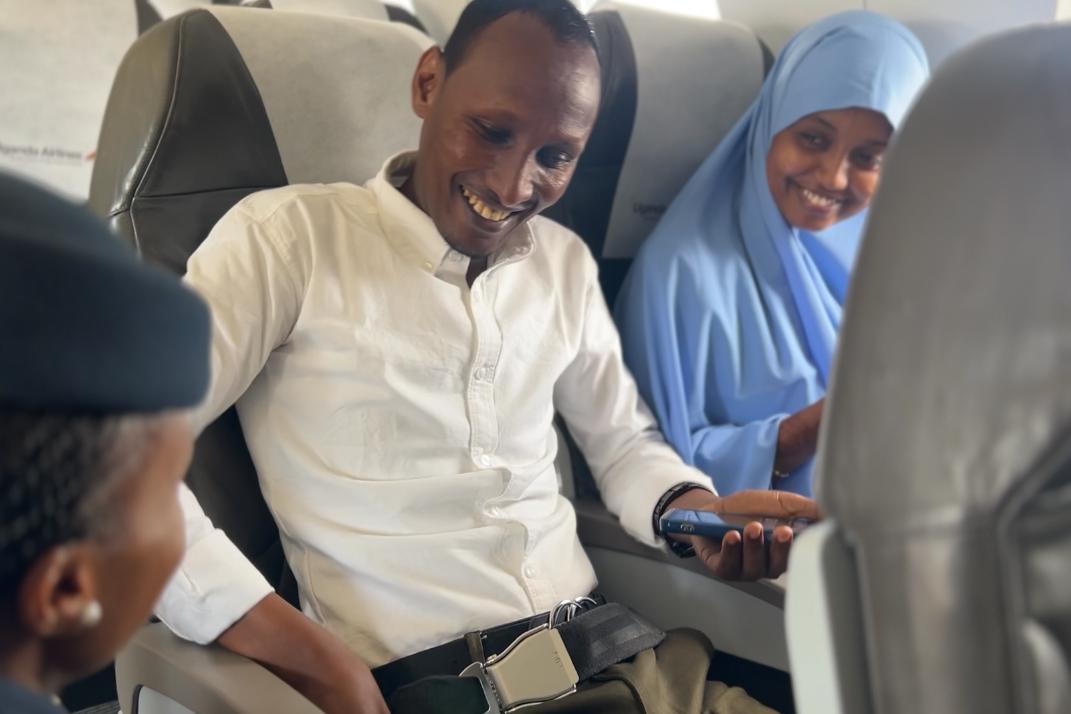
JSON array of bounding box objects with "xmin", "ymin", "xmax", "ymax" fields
[
  {"xmin": 154, "ymin": 528, "xmax": 274, "ymax": 645},
  {"xmin": 616, "ymin": 467, "xmax": 713, "ymax": 549}
]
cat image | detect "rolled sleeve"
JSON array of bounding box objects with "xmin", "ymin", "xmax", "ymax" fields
[
  {"xmin": 153, "ymin": 485, "xmax": 273, "ymax": 644},
  {"xmin": 155, "ymin": 528, "xmax": 274, "ymax": 644}
]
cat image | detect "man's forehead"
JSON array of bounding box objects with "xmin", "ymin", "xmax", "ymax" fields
[{"xmin": 448, "ymin": 11, "xmax": 599, "ymax": 81}]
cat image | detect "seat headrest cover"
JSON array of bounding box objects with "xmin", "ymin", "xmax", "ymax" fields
[
  {"xmin": 88, "ymin": 8, "xmax": 428, "ymax": 273},
  {"xmin": 208, "ymin": 6, "xmax": 430, "ymax": 185},
  {"xmin": 592, "ymin": 2, "xmax": 766, "ymax": 260},
  {"xmin": 259, "ymin": 0, "xmax": 388, "ymax": 20},
  {"xmin": 0, "ymin": 173, "xmax": 210, "ymax": 412}
]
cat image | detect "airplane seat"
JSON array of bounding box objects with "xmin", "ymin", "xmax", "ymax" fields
[
  {"xmin": 546, "ymin": 1, "xmax": 767, "ymax": 307},
  {"xmin": 409, "ymin": 0, "xmax": 469, "ymax": 44},
  {"xmin": 543, "ymin": 0, "xmax": 797, "ymax": 677},
  {"xmin": 236, "ymin": 0, "xmax": 426, "ymax": 33},
  {"xmin": 786, "ymin": 21, "xmax": 1071, "ymax": 714},
  {"xmin": 88, "ymin": 7, "xmax": 428, "ymax": 713}
]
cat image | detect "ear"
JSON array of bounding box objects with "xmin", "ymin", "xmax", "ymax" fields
[
  {"xmin": 17, "ymin": 543, "xmax": 101, "ymax": 638},
  {"xmin": 411, "ymin": 46, "xmax": 446, "ymax": 120}
]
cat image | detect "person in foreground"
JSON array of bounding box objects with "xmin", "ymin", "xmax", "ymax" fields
[
  {"xmin": 160, "ymin": 1, "xmax": 817, "ymax": 712},
  {"xmin": 0, "ymin": 172, "xmax": 210, "ymax": 713},
  {"xmin": 616, "ymin": 11, "xmax": 929, "ymax": 497}
]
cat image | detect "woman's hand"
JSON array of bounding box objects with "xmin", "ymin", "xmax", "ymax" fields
[{"xmin": 774, "ymin": 398, "xmax": 825, "ymax": 477}]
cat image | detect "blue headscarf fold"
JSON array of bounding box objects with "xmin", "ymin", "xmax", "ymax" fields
[{"xmin": 615, "ymin": 11, "xmax": 928, "ymax": 496}]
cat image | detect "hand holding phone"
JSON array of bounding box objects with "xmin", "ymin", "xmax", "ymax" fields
[{"xmin": 659, "ymin": 508, "xmax": 813, "ymax": 544}]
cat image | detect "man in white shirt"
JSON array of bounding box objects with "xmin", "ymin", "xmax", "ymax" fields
[{"xmin": 160, "ymin": 1, "xmax": 817, "ymax": 711}]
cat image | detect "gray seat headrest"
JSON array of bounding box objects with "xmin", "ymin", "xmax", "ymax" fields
[
  {"xmin": 546, "ymin": 1, "xmax": 765, "ymax": 305},
  {"xmin": 819, "ymin": 21, "xmax": 1071, "ymax": 714},
  {"xmin": 89, "ymin": 6, "xmax": 428, "ymax": 272}
]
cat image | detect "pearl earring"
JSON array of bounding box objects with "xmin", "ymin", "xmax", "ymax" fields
[{"xmin": 80, "ymin": 600, "xmax": 102, "ymax": 629}]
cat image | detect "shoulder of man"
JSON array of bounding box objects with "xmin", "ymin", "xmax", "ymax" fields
[{"xmin": 229, "ymin": 181, "xmax": 376, "ymax": 226}]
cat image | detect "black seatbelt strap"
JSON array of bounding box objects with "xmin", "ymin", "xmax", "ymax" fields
[{"xmin": 388, "ymin": 603, "xmax": 664, "ymax": 714}]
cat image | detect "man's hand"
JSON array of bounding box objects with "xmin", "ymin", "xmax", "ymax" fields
[
  {"xmin": 663, "ymin": 488, "xmax": 819, "ymax": 581},
  {"xmin": 217, "ymin": 593, "xmax": 389, "ymax": 714}
]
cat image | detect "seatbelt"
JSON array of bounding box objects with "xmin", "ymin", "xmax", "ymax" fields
[{"xmin": 388, "ymin": 602, "xmax": 664, "ymax": 714}]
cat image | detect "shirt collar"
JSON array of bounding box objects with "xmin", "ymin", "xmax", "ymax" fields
[{"xmin": 369, "ymin": 152, "xmax": 536, "ymax": 280}]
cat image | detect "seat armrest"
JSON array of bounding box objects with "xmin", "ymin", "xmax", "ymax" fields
[
  {"xmin": 116, "ymin": 622, "xmax": 322, "ymax": 714},
  {"xmin": 573, "ymin": 498, "xmax": 785, "ymax": 609}
]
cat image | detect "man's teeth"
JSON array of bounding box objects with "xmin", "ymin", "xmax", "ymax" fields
[
  {"xmin": 800, "ymin": 187, "xmax": 839, "ymax": 209},
  {"xmin": 462, "ymin": 186, "xmax": 509, "ymax": 222}
]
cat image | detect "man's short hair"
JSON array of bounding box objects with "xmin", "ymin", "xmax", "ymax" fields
[{"xmin": 442, "ymin": 0, "xmax": 599, "ymax": 73}]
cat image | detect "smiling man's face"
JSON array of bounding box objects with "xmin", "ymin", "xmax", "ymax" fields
[{"xmin": 404, "ymin": 11, "xmax": 601, "ymax": 257}]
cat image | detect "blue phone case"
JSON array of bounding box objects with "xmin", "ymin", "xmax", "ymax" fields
[{"xmin": 659, "ymin": 508, "xmax": 810, "ymax": 542}]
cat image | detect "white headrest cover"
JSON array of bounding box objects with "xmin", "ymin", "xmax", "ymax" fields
[
  {"xmin": 592, "ymin": 2, "xmax": 764, "ymax": 259},
  {"xmin": 210, "ymin": 6, "xmax": 431, "ymax": 184},
  {"xmin": 266, "ymin": 0, "xmax": 389, "ymax": 20},
  {"xmin": 0, "ymin": 0, "xmax": 138, "ymax": 200}
]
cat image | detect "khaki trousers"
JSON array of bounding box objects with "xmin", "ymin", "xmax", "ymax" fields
[{"xmin": 532, "ymin": 628, "xmax": 779, "ymax": 714}]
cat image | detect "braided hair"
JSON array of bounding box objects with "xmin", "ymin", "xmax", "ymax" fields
[{"xmin": 0, "ymin": 410, "xmax": 146, "ymax": 596}]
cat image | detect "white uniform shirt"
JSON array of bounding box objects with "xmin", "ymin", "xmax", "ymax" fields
[{"xmin": 155, "ymin": 153, "xmax": 711, "ymax": 666}]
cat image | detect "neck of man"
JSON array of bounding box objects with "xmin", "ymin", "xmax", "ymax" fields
[
  {"xmin": 398, "ymin": 173, "xmax": 491, "ymax": 287},
  {"xmin": 465, "ymin": 256, "xmax": 488, "ymax": 286}
]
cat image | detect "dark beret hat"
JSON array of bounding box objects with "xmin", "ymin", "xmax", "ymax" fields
[{"xmin": 0, "ymin": 172, "xmax": 210, "ymax": 412}]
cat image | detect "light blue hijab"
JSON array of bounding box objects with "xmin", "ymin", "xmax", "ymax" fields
[{"xmin": 615, "ymin": 11, "xmax": 929, "ymax": 496}]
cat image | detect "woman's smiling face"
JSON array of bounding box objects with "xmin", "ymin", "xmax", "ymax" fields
[{"xmin": 765, "ymin": 107, "xmax": 893, "ymax": 231}]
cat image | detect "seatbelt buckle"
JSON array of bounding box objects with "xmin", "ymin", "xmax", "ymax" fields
[{"xmin": 458, "ymin": 624, "xmax": 579, "ymax": 713}]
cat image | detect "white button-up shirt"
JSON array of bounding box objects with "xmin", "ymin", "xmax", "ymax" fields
[{"xmin": 156, "ymin": 153, "xmax": 710, "ymax": 666}]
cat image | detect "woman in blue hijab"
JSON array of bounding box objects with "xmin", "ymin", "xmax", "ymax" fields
[{"xmin": 615, "ymin": 11, "xmax": 929, "ymax": 496}]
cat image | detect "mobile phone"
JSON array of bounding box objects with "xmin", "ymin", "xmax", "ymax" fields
[{"xmin": 659, "ymin": 508, "xmax": 813, "ymax": 542}]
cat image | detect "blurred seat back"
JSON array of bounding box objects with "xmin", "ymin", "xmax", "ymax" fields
[
  {"xmin": 545, "ymin": 1, "xmax": 767, "ymax": 307},
  {"xmin": 89, "ymin": 5, "xmax": 428, "ymax": 592},
  {"xmin": 787, "ymin": 21, "xmax": 1071, "ymax": 714}
]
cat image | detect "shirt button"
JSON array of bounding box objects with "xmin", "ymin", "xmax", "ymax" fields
[
  {"xmin": 423, "ymin": 261, "xmax": 433, "ymax": 271},
  {"xmin": 523, "ymin": 565, "xmax": 536, "ymax": 578},
  {"xmin": 477, "ymin": 454, "xmax": 491, "ymax": 467}
]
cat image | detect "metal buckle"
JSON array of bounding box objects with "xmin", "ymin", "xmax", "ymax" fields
[
  {"xmin": 459, "ymin": 625, "xmax": 579, "ymax": 713},
  {"xmin": 549, "ymin": 596, "xmax": 598, "ymax": 626}
]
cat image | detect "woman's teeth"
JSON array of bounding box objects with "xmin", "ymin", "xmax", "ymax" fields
[
  {"xmin": 462, "ymin": 186, "xmax": 510, "ymax": 222},
  {"xmin": 800, "ymin": 186, "xmax": 840, "ymax": 209}
]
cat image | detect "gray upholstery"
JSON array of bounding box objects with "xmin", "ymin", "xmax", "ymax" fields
[
  {"xmin": 815, "ymin": 21, "xmax": 1071, "ymax": 714},
  {"xmin": 545, "ymin": 1, "xmax": 766, "ymax": 307}
]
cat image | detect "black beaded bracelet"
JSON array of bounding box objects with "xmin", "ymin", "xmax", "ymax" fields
[{"xmin": 652, "ymin": 482, "xmax": 714, "ymax": 558}]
